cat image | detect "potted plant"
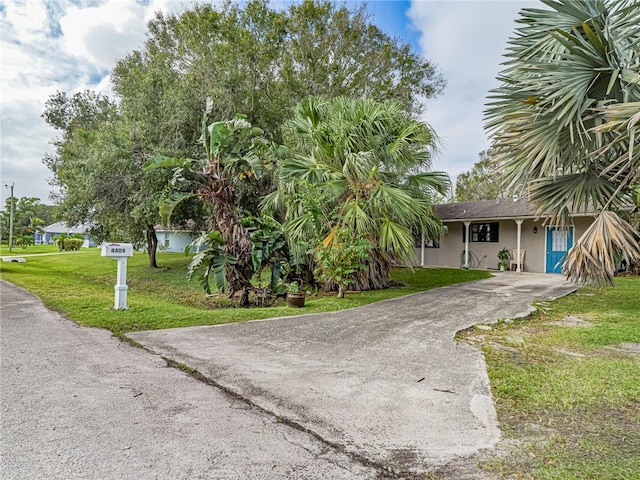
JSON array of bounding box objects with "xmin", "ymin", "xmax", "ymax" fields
[
  {"xmin": 285, "ymin": 281, "xmax": 306, "ymax": 308},
  {"xmin": 497, "ymin": 247, "xmax": 511, "ymax": 271}
]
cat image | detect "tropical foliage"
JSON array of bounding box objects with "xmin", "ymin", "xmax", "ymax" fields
[
  {"xmin": 263, "ymin": 97, "xmax": 450, "ymax": 291},
  {"xmin": 485, "ymin": 0, "xmax": 640, "ymax": 284},
  {"xmin": 145, "ymin": 100, "xmax": 269, "ymax": 305},
  {"xmin": 314, "ymin": 228, "xmax": 372, "ymax": 298},
  {"xmin": 1, "ymin": 197, "xmax": 57, "ymax": 243},
  {"xmin": 43, "ymin": 0, "xmax": 445, "ymax": 274}
]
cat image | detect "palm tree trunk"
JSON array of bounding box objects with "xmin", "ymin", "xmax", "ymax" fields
[{"xmin": 353, "ymin": 250, "xmax": 392, "ymax": 291}]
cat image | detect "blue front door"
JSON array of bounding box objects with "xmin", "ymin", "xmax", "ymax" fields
[{"xmin": 546, "ymin": 226, "xmax": 573, "ymax": 273}]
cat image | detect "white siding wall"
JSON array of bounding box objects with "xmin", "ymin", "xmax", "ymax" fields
[{"xmin": 158, "ymin": 231, "xmax": 199, "ymax": 253}]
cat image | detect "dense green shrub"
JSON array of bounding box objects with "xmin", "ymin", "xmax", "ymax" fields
[
  {"xmin": 56, "ymin": 235, "xmax": 84, "ymax": 251},
  {"xmin": 16, "ymin": 235, "xmax": 35, "ymax": 248}
]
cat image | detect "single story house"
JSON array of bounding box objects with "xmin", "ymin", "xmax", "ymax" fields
[
  {"xmin": 413, "ymin": 196, "xmax": 596, "ymax": 274},
  {"xmin": 36, "ymin": 222, "xmax": 96, "ymax": 248}
]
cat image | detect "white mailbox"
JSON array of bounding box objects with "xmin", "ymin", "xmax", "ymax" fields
[
  {"xmin": 101, "ymin": 243, "xmax": 134, "ymax": 258},
  {"xmin": 101, "ymin": 243, "xmax": 134, "ymax": 310}
]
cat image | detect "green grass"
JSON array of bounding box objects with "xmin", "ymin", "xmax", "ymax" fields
[
  {"xmin": 459, "ymin": 277, "xmax": 640, "ymax": 479},
  {"xmin": 0, "ymin": 244, "xmax": 63, "ymax": 255},
  {"xmin": 0, "ymin": 250, "xmax": 490, "ymax": 335}
]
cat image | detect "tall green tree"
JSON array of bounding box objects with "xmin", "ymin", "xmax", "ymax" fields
[
  {"xmin": 455, "ymin": 149, "xmax": 512, "ymax": 202},
  {"xmin": 110, "ymin": 0, "xmax": 444, "ymax": 166},
  {"xmin": 282, "ymin": 0, "xmax": 443, "ymax": 116},
  {"xmin": 42, "ymin": 91, "xmax": 200, "ymax": 267},
  {"xmin": 263, "ymin": 96, "xmax": 449, "ymax": 291},
  {"xmin": 485, "ymin": 0, "xmax": 640, "ymax": 284}
]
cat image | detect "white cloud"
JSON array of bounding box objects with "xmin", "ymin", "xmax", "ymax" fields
[
  {"xmin": 60, "ymin": 1, "xmax": 147, "ymax": 69},
  {"xmin": 0, "ymin": 0, "xmax": 159, "ymax": 205},
  {"xmin": 409, "ymin": 0, "xmax": 536, "ymax": 185}
]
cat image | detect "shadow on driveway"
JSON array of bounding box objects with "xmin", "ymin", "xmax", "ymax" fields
[{"xmin": 128, "ymin": 272, "xmax": 578, "ymax": 475}]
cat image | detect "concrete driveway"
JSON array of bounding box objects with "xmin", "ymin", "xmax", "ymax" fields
[{"xmin": 129, "ymin": 272, "xmax": 578, "ymax": 475}]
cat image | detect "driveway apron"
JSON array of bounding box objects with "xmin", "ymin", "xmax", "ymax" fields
[{"xmin": 128, "ymin": 272, "xmax": 578, "ymax": 474}]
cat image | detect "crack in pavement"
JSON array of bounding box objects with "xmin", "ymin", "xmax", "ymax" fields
[{"xmin": 156, "ymin": 352, "xmax": 405, "ymax": 478}]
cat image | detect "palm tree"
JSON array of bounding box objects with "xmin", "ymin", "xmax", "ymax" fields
[
  {"xmin": 23, "ymin": 217, "xmax": 45, "ymax": 235},
  {"xmin": 263, "ymin": 96, "xmax": 449, "ymax": 290},
  {"xmin": 485, "ymin": 0, "xmax": 640, "ymax": 284}
]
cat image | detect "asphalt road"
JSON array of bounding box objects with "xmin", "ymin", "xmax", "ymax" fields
[{"xmin": 0, "ymin": 281, "xmax": 380, "ymax": 480}]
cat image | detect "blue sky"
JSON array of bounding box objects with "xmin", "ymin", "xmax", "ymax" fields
[
  {"xmin": 368, "ymin": 0, "xmax": 421, "ymax": 51},
  {"xmin": 0, "ymin": 0, "xmax": 537, "ymax": 206}
]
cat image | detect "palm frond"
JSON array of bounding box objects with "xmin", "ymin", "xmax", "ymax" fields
[
  {"xmin": 339, "ymin": 199, "xmax": 375, "ymax": 238},
  {"xmin": 378, "ymin": 218, "xmax": 415, "ymax": 262},
  {"xmin": 158, "ymin": 192, "xmax": 198, "ymax": 226},
  {"xmin": 528, "ymin": 169, "xmax": 620, "ymax": 222},
  {"xmin": 486, "ymin": 0, "xmax": 640, "ymax": 284},
  {"xmin": 143, "ymin": 156, "xmax": 193, "ymax": 170},
  {"xmin": 591, "ymin": 102, "xmax": 640, "ymax": 190},
  {"xmin": 563, "ymin": 210, "xmax": 640, "ymax": 285},
  {"xmin": 405, "ymin": 171, "xmax": 451, "ymax": 197}
]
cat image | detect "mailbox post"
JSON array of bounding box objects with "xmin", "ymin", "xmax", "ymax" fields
[{"xmin": 101, "ymin": 243, "xmax": 134, "ymax": 310}]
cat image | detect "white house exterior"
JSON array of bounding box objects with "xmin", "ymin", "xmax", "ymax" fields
[{"xmin": 414, "ymin": 197, "xmax": 596, "ymax": 274}]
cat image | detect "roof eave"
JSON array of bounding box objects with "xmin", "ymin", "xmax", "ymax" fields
[{"xmin": 441, "ymin": 213, "xmax": 596, "ymax": 223}]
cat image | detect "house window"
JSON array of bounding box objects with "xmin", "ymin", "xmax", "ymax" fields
[
  {"xmin": 463, "ymin": 222, "xmax": 499, "ymax": 243},
  {"xmin": 164, "ymin": 236, "xmax": 170, "ymax": 248}
]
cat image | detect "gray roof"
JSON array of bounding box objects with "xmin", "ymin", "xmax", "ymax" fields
[
  {"xmin": 434, "ymin": 197, "xmax": 594, "ymax": 221},
  {"xmin": 43, "ymin": 222, "xmax": 89, "ymax": 234}
]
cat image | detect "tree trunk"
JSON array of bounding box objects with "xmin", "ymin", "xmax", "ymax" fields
[
  {"xmin": 353, "ymin": 249, "xmax": 392, "ymax": 291},
  {"xmin": 204, "ymin": 182, "xmax": 254, "ymax": 306},
  {"xmin": 146, "ymin": 224, "xmax": 159, "ymax": 268}
]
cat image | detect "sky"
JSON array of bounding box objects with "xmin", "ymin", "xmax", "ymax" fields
[{"xmin": 0, "ymin": 0, "xmax": 537, "ymax": 206}]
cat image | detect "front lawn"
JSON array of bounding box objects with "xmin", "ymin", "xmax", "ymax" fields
[
  {"xmin": 0, "ymin": 244, "xmax": 62, "ymax": 255},
  {"xmin": 460, "ymin": 277, "xmax": 640, "ymax": 479},
  {"xmin": 0, "ymin": 250, "xmax": 490, "ymax": 335}
]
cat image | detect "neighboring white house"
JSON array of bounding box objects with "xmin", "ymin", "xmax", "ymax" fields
[
  {"xmin": 413, "ymin": 197, "xmax": 596, "ymax": 274},
  {"xmin": 155, "ymin": 224, "xmax": 203, "ymax": 253},
  {"xmin": 36, "ymin": 222, "xmax": 96, "ymax": 248}
]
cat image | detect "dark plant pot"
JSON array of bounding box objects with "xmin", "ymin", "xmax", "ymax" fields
[{"xmin": 286, "ymin": 293, "xmax": 306, "ymax": 308}]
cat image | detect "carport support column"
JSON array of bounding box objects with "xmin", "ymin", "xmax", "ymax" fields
[
  {"xmin": 463, "ymin": 222, "xmax": 470, "ymax": 268},
  {"xmin": 515, "ymin": 219, "xmax": 523, "ymax": 272}
]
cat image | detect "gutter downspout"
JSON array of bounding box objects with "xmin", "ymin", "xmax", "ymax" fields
[{"xmin": 421, "ymin": 230, "xmax": 425, "ymax": 267}]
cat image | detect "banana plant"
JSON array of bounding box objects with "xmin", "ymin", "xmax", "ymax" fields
[{"xmin": 144, "ymin": 98, "xmax": 268, "ymax": 304}]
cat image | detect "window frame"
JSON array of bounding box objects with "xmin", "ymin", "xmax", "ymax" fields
[{"xmin": 462, "ymin": 222, "xmax": 499, "ymax": 243}]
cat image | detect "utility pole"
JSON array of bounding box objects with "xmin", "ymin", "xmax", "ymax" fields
[{"xmin": 4, "ymin": 183, "xmax": 14, "ymax": 252}]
